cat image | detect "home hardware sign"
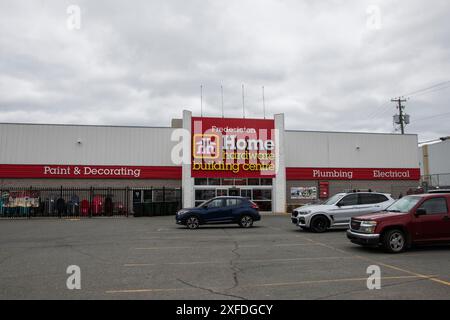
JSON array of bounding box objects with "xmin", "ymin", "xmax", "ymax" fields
[{"xmin": 191, "ymin": 117, "xmax": 276, "ymax": 178}]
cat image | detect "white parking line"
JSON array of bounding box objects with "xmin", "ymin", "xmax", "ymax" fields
[
  {"xmin": 133, "ymin": 243, "xmax": 320, "ymax": 250},
  {"xmin": 124, "ymin": 256, "xmax": 354, "ymax": 267},
  {"xmin": 296, "ymin": 234, "xmax": 450, "ymax": 288},
  {"xmin": 105, "ymin": 275, "xmax": 437, "ymax": 294}
]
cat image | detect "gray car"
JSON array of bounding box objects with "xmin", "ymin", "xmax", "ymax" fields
[{"xmin": 291, "ymin": 192, "xmax": 395, "ymax": 233}]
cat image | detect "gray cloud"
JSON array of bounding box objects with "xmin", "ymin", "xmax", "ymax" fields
[{"xmin": 0, "ymin": 0, "xmax": 449, "ymax": 142}]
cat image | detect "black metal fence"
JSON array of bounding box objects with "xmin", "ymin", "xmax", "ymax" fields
[
  {"xmin": 132, "ymin": 187, "xmax": 182, "ymax": 217},
  {"xmin": 0, "ymin": 187, "xmax": 182, "ymax": 219},
  {"xmin": 421, "ymin": 173, "xmax": 450, "ymax": 189}
]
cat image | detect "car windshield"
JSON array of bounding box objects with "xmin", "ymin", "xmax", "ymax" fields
[
  {"xmin": 386, "ymin": 196, "xmax": 420, "ymax": 213},
  {"xmin": 323, "ymin": 194, "xmax": 344, "ymax": 205},
  {"xmin": 197, "ymin": 199, "xmax": 212, "ymax": 208}
]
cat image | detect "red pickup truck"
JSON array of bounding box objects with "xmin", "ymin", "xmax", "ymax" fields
[{"xmin": 347, "ymin": 193, "xmax": 450, "ymax": 253}]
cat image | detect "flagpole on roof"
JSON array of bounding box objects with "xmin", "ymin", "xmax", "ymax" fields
[
  {"xmin": 221, "ymin": 85, "xmax": 224, "ymax": 118},
  {"xmin": 200, "ymin": 85, "xmax": 203, "ymax": 117},
  {"xmin": 242, "ymin": 84, "xmax": 245, "ymax": 118},
  {"xmin": 262, "ymin": 86, "xmax": 266, "ymax": 119}
]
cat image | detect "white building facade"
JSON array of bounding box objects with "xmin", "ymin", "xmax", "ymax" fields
[
  {"xmin": 419, "ymin": 138, "xmax": 450, "ymax": 187},
  {"xmin": 0, "ymin": 111, "xmax": 421, "ymax": 213}
]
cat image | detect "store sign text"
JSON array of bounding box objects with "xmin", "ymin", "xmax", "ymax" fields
[
  {"xmin": 287, "ymin": 167, "xmax": 420, "ymax": 181},
  {"xmin": 43, "ymin": 166, "xmax": 141, "ymax": 178},
  {"xmin": 0, "ymin": 164, "xmax": 182, "ymax": 179},
  {"xmin": 191, "ymin": 117, "xmax": 276, "ymax": 178}
]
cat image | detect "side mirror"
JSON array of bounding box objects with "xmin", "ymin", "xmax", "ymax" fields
[
  {"xmin": 415, "ymin": 208, "xmax": 427, "ymax": 216},
  {"xmin": 336, "ymin": 202, "xmax": 343, "ymax": 207}
]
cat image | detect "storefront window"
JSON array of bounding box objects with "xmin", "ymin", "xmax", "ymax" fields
[
  {"xmin": 193, "ymin": 177, "xmax": 273, "ymax": 212},
  {"xmin": 254, "ymin": 201, "xmax": 272, "ymax": 212},
  {"xmin": 208, "ymin": 178, "xmax": 221, "ymax": 186},
  {"xmin": 194, "ymin": 178, "xmax": 208, "ymax": 185},
  {"xmin": 195, "ymin": 189, "xmax": 215, "ymax": 201},
  {"xmin": 253, "ymin": 189, "xmax": 272, "ymax": 200},
  {"xmin": 234, "ymin": 179, "xmax": 247, "ymax": 186},
  {"xmin": 228, "ymin": 188, "xmax": 240, "ymax": 197},
  {"xmin": 261, "ymin": 178, "xmax": 273, "ymax": 186},
  {"xmin": 241, "ymin": 189, "xmax": 252, "ymax": 199},
  {"xmin": 216, "ymin": 189, "xmax": 228, "ymax": 197},
  {"xmin": 222, "ymin": 178, "xmax": 234, "ymax": 186},
  {"xmin": 247, "ymin": 178, "xmax": 260, "ymax": 186}
]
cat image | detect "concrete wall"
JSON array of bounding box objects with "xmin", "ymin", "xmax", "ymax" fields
[
  {"xmin": 0, "ymin": 123, "xmax": 177, "ymax": 166},
  {"xmin": 285, "ymin": 131, "xmax": 419, "ymax": 168},
  {"xmin": 421, "ymin": 140, "xmax": 450, "ymax": 174},
  {"xmin": 420, "ymin": 140, "xmax": 450, "ymax": 187}
]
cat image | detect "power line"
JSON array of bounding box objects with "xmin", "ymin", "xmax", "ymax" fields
[
  {"xmin": 365, "ymin": 101, "xmax": 392, "ymax": 120},
  {"xmin": 411, "ymin": 111, "xmax": 450, "ymax": 124},
  {"xmin": 401, "ymin": 80, "xmax": 450, "ymax": 98},
  {"xmin": 358, "ymin": 80, "xmax": 450, "ymax": 134},
  {"xmin": 369, "ymin": 80, "xmax": 450, "ymax": 121},
  {"xmin": 408, "ymin": 83, "xmax": 450, "ymax": 98}
]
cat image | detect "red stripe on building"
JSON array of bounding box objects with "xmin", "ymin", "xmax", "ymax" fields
[
  {"xmin": 0, "ymin": 164, "xmax": 420, "ymax": 181},
  {"xmin": 286, "ymin": 167, "xmax": 420, "ymax": 180},
  {"xmin": 0, "ymin": 164, "xmax": 182, "ymax": 179}
]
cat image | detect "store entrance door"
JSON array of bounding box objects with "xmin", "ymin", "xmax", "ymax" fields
[
  {"xmin": 228, "ymin": 188, "xmax": 240, "ymax": 197},
  {"xmin": 194, "ymin": 178, "xmax": 273, "ymax": 212},
  {"xmin": 216, "ymin": 189, "xmax": 228, "ymax": 197}
]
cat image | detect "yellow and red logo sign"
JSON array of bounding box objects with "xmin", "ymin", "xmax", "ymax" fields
[
  {"xmin": 192, "ymin": 133, "xmax": 221, "ymax": 159},
  {"xmin": 191, "ymin": 117, "xmax": 276, "ymax": 178}
]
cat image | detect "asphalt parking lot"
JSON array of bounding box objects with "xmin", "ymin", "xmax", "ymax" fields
[{"xmin": 0, "ymin": 215, "xmax": 449, "ymax": 300}]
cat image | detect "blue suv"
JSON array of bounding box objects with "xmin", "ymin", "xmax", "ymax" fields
[{"xmin": 175, "ymin": 196, "xmax": 261, "ymax": 229}]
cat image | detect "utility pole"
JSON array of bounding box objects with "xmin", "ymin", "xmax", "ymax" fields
[{"xmin": 391, "ymin": 97, "xmax": 407, "ymax": 134}]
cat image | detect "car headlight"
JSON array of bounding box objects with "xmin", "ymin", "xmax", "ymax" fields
[
  {"xmin": 359, "ymin": 221, "xmax": 377, "ymax": 233},
  {"xmin": 298, "ymin": 210, "xmax": 312, "ymax": 215}
]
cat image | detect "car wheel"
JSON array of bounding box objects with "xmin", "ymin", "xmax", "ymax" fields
[
  {"xmin": 383, "ymin": 229, "xmax": 406, "ymax": 253},
  {"xmin": 239, "ymin": 215, "xmax": 254, "ymax": 228},
  {"xmin": 310, "ymin": 216, "xmax": 329, "ymax": 233},
  {"xmin": 186, "ymin": 216, "xmax": 200, "ymax": 229}
]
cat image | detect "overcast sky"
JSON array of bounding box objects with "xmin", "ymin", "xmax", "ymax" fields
[{"xmin": 0, "ymin": 0, "xmax": 449, "ymax": 142}]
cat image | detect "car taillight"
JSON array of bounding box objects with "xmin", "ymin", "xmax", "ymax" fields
[{"xmin": 251, "ymin": 202, "xmax": 259, "ymax": 209}]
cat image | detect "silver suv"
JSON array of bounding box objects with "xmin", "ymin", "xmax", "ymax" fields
[{"xmin": 291, "ymin": 192, "xmax": 395, "ymax": 233}]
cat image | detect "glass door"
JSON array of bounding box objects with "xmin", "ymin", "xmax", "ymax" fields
[
  {"xmin": 228, "ymin": 188, "xmax": 240, "ymax": 197},
  {"xmin": 240, "ymin": 188, "xmax": 252, "ymax": 200},
  {"xmin": 216, "ymin": 189, "xmax": 228, "ymax": 197}
]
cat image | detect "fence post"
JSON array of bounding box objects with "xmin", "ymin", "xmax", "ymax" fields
[
  {"xmin": 89, "ymin": 187, "xmax": 93, "ymax": 218},
  {"xmin": 58, "ymin": 186, "xmax": 62, "ymax": 218},
  {"xmin": 126, "ymin": 187, "xmax": 129, "ymax": 218},
  {"xmin": 178, "ymin": 187, "xmax": 183, "ymax": 209},
  {"xmin": 28, "ymin": 186, "xmax": 32, "ymax": 219},
  {"xmin": 162, "ymin": 186, "xmax": 166, "ymax": 215},
  {"xmin": 150, "ymin": 186, "xmax": 153, "ymax": 216}
]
